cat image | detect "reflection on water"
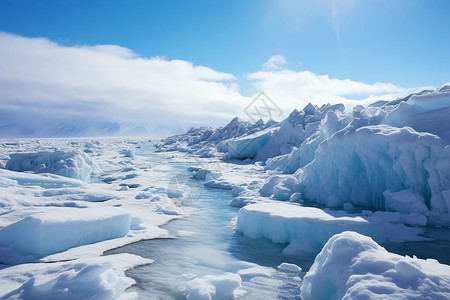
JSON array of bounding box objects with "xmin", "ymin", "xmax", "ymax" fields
[{"xmin": 384, "ymin": 226, "xmax": 450, "ymax": 265}]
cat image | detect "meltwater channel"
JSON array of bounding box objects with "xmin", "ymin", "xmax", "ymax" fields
[
  {"xmin": 106, "ymin": 148, "xmax": 313, "ymax": 299},
  {"xmin": 106, "ymin": 145, "xmax": 450, "ymax": 299}
]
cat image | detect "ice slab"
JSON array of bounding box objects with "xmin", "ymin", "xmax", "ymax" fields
[
  {"xmin": 0, "ymin": 207, "xmax": 131, "ymax": 257},
  {"xmin": 236, "ymin": 202, "xmax": 426, "ymax": 255}
]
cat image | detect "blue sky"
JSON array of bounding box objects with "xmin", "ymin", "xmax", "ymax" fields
[
  {"xmin": 2, "ymin": 0, "xmax": 449, "ymax": 87},
  {"xmin": 0, "ymin": 0, "xmax": 449, "ymax": 136}
]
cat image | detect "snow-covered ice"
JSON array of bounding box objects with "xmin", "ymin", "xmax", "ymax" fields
[
  {"xmin": 5, "ymin": 150, "xmax": 100, "ymax": 182},
  {"xmin": 0, "ymin": 207, "xmax": 132, "ymax": 258},
  {"xmin": 0, "ymin": 137, "xmax": 186, "ymax": 299},
  {"xmin": 0, "ymin": 253, "xmax": 152, "ymax": 300},
  {"xmin": 284, "ymin": 125, "xmax": 450, "ymax": 223},
  {"xmin": 277, "ymin": 262, "xmax": 302, "ymax": 273},
  {"xmin": 0, "ymin": 85, "xmax": 449, "ymax": 299},
  {"xmin": 236, "ymin": 202, "xmax": 427, "ymax": 255},
  {"xmin": 300, "ymin": 231, "xmax": 450, "ymax": 300},
  {"xmin": 185, "ymin": 272, "xmax": 242, "ymax": 300}
]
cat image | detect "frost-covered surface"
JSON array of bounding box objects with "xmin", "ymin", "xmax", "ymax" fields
[
  {"xmin": 300, "ymin": 231, "xmax": 450, "ymax": 300},
  {"xmin": 155, "ymin": 117, "xmax": 272, "ymax": 155},
  {"xmin": 0, "ymin": 137, "xmax": 193, "ymax": 299}
]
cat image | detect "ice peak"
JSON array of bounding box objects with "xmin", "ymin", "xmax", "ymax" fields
[{"xmin": 303, "ymin": 103, "xmax": 316, "ymax": 115}]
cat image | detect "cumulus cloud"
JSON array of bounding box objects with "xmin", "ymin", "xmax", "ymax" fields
[
  {"xmin": 0, "ymin": 32, "xmax": 248, "ymax": 136},
  {"xmin": 248, "ymin": 57, "xmax": 431, "ymax": 116},
  {"xmin": 0, "ymin": 33, "xmax": 429, "ymax": 137}
]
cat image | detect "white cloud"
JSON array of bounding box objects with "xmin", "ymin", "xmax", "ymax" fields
[
  {"xmin": 247, "ymin": 67, "xmax": 431, "ymax": 117},
  {"xmin": 0, "ymin": 32, "xmax": 432, "ymax": 137},
  {"xmin": 0, "ymin": 32, "xmax": 247, "ymax": 136},
  {"xmin": 261, "ymin": 55, "xmax": 287, "ymax": 71}
]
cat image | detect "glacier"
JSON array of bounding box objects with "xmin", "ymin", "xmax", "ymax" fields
[
  {"xmin": 0, "ymin": 84, "xmax": 449, "ymax": 299},
  {"xmin": 157, "ymin": 85, "xmax": 450, "ymax": 224},
  {"xmin": 151, "ymin": 84, "xmax": 450, "ymax": 298}
]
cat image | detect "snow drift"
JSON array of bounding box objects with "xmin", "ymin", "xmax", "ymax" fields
[{"xmin": 0, "ymin": 253, "xmax": 151, "ymax": 300}]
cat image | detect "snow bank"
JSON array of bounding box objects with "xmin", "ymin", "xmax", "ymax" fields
[
  {"xmin": 274, "ymin": 124, "xmax": 450, "ymax": 223},
  {"xmin": 5, "ymin": 150, "xmax": 100, "ymax": 182},
  {"xmin": 300, "ymin": 231, "xmax": 450, "ymax": 300},
  {"xmin": 0, "ymin": 253, "xmax": 151, "ymax": 300},
  {"xmin": 0, "ymin": 207, "xmax": 131, "ymax": 257},
  {"xmin": 185, "ymin": 272, "xmax": 242, "ymax": 300},
  {"xmin": 236, "ymin": 202, "xmax": 425, "ymax": 253}
]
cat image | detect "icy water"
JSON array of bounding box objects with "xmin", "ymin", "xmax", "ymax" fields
[
  {"xmin": 106, "ymin": 150, "xmax": 313, "ymax": 299},
  {"xmin": 106, "ymin": 146, "xmax": 450, "ymax": 299}
]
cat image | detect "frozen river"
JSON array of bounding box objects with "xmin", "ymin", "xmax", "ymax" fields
[
  {"xmin": 106, "ymin": 146, "xmax": 450, "ymax": 299},
  {"xmin": 106, "ymin": 153, "xmax": 312, "ymax": 299}
]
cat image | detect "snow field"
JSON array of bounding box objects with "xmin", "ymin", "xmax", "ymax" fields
[{"xmin": 0, "ymin": 138, "xmax": 189, "ymax": 299}]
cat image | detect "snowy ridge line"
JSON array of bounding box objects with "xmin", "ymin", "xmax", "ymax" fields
[{"xmin": 159, "ymin": 84, "xmax": 450, "ymax": 225}]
